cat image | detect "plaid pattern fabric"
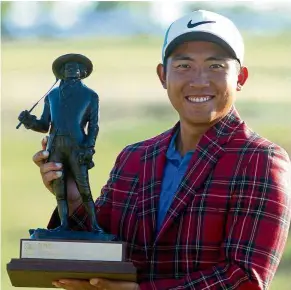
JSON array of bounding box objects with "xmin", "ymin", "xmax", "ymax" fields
[{"xmin": 48, "ymin": 107, "xmax": 291, "ymax": 289}]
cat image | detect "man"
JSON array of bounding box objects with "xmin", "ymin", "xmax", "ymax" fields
[
  {"xmin": 33, "ymin": 10, "xmax": 291, "ymax": 290},
  {"xmin": 19, "ymin": 54, "xmax": 103, "ymax": 233}
]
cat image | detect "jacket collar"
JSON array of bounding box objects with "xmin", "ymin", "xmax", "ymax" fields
[
  {"xmin": 137, "ymin": 106, "xmax": 244, "ymax": 250},
  {"xmin": 162, "ymin": 106, "xmax": 243, "ymax": 150}
]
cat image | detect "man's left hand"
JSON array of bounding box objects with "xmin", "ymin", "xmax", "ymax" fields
[{"xmin": 52, "ymin": 278, "xmax": 140, "ymax": 290}]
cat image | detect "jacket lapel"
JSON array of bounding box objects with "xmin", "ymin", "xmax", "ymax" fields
[
  {"xmin": 137, "ymin": 125, "xmax": 179, "ymax": 255},
  {"xmin": 154, "ymin": 107, "xmax": 243, "ymax": 243}
]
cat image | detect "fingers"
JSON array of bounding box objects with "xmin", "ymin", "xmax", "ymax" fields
[
  {"xmin": 52, "ymin": 282, "xmax": 77, "ymax": 290},
  {"xmin": 39, "ymin": 162, "xmax": 62, "ymax": 175},
  {"xmin": 42, "ymin": 136, "xmax": 48, "ymax": 150},
  {"xmin": 33, "ymin": 150, "xmax": 50, "ymax": 167},
  {"xmin": 41, "ymin": 163, "xmax": 62, "ymax": 193},
  {"xmin": 52, "ymin": 281, "xmax": 63, "ymax": 288},
  {"xmin": 42, "ymin": 169, "xmax": 62, "ymax": 188},
  {"xmin": 18, "ymin": 112, "xmax": 24, "ymax": 122},
  {"xmin": 32, "ymin": 142, "xmax": 63, "ymax": 193},
  {"xmin": 18, "ymin": 110, "xmax": 30, "ymax": 122},
  {"xmin": 33, "ymin": 136, "xmax": 64, "ymax": 195},
  {"xmin": 33, "ymin": 136, "xmax": 48, "ymax": 166},
  {"xmin": 52, "ymin": 278, "xmax": 139, "ymax": 290},
  {"xmin": 53, "ymin": 279, "xmax": 98, "ymax": 289},
  {"xmin": 90, "ymin": 278, "xmax": 139, "ymax": 290}
]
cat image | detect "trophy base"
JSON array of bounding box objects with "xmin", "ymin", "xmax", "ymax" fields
[
  {"xmin": 29, "ymin": 228, "xmax": 116, "ymax": 241},
  {"xmin": 7, "ymin": 258, "xmax": 137, "ymax": 288}
]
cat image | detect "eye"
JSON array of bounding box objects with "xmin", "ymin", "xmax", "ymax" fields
[
  {"xmin": 209, "ymin": 64, "xmax": 224, "ymax": 69},
  {"xmin": 176, "ymin": 64, "xmax": 191, "ymax": 69}
]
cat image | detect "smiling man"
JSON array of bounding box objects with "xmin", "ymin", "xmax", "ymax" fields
[{"xmin": 33, "ymin": 10, "xmax": 291, "ymax": 290}]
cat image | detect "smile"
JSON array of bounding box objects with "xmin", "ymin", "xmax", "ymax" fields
[{"xmin": 186, "ymin": 96, "xmax": 214, "ymax": 103}]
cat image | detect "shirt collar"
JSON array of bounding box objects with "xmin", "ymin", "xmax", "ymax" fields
[
  {"xmin": 166, "ymin": 127, "xmax": 195, "ymax": 161},
  {"xmin": 166, "ymin": 128, "xmax": 184, "ymax": 163}
]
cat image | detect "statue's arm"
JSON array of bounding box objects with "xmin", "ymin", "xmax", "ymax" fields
[
  {"xmin": 86, "ymin": 93, "xmax": 99, "ymax": 148},
  {"xmin": 29, "ymin": 96, "xmax": 51, "ymax": 133}
]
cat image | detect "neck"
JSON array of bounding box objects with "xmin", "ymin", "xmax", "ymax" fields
[
  {"xmin": 64, "ymin": 78, "xmax": 78, "ymax": 82},
  {"xmin": 176, "ymin": 121, "xmax": 214, "ymax": 156},
  {"xmin": 61, "ymin": 79, "xmax": 80, "ymax": 87}
]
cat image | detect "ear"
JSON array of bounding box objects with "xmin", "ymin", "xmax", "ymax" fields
[
  {"xmin": 156, "ymin": 63, "xmax": 167, "ymax": 89},
  {"xmin": 237, "ymin": 66, "xmax": 248, "ymax": 91}
]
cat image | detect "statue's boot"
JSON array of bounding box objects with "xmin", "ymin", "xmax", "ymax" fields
[
  {"xmin": 52, "ymin": 200, "xmax": 70, "ymax": 231},
  {"xmin": 83, "ymin": 201, "xmax": 104, "ymax": 233}
]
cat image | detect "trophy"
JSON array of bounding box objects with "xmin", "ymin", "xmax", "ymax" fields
[{"xmin": 7, "ymin": 54, "xmax": 136, "ymax": 288}]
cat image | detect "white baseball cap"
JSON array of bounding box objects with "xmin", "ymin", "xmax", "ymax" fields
[{"xmin": 162, "ymin": 10, "xmax": 244, "ymax": 65}]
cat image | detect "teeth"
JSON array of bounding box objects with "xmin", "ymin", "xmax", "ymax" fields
[{"xmin": 187, "ymin": 96, "xmax": 212, "ymax": 103}]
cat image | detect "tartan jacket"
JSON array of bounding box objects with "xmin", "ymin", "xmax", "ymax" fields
[{"xmin": 48, "ymin": 107, "xmax": 291, "ymax": 290}]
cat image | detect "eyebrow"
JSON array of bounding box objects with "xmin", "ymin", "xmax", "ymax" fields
[
  {"xmin": 205, "ymin": 56, "xmax": 231, "ymax": 62},
  {"xmin": 171, "ymin": 55, "xmax": 193, "ymax": 61},
  {"xmin": 171, "ymin": 54, "xmax": 231, "ymax": 62}
]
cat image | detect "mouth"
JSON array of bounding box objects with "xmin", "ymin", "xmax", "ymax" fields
[{"xmin": 185, "ymin": 95, "xmax": 214, "ymax": 104}]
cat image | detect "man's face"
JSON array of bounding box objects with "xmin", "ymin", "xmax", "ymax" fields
[
  {"xmin": 64, "ymin": 62, "xmax": 81, "ymax": 79},
  {"xmin": 157, "ymin": 41, "xmax": 248, "ymax": 127}
]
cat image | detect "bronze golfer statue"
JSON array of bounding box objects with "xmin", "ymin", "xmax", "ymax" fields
[
  {"xmin": 17, "ymin": 54, "xmax": 104, "ymax": 234},
  {"xmin": 8, "ymin": 53, "xmax": 133, "ymax": 289}
]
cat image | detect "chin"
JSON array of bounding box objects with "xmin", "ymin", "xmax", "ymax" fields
[
  {"xmin": 186, "ymin": 114, "xmax": 225, "ymax": 127},
  {"xmin": 190, "ymin": 119, "xmax": 213, "ymax": 125},
  {"xmin": 189, "ymin": 110, "xmax": 229, "ymax": 125},
  {"xmin": 186, "ymin": 114, "xmax": 213, "ymax": 124}
]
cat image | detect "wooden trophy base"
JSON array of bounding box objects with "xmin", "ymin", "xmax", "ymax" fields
[{"xmin": 7, "ymin": 258, "xmax": 137, "ymax": 288}]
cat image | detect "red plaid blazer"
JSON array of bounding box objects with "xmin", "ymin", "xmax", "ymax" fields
[{"xmin": 48, "ymin": 107, "xmax": 291, "ymax": 289}]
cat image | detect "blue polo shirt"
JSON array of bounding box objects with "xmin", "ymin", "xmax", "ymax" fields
[{"xmin": 156, "ymin": 131, "xmax": 194, "ymax": 232}]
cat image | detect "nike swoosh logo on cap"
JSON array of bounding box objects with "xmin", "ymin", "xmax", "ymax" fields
[{"xmin": 187, "ymin": 20, "xmax": 216, "ymax": 29}]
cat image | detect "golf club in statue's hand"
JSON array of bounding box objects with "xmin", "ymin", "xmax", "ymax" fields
[
  {"xmin": 18, "ymin": 110, "xmax": 37, "ymax": 129},
  {"xmin": 16, "ymin": 79, "xmax": 59, "ymax": 129}
]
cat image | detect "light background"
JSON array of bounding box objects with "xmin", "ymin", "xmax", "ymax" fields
[{"xmin": 2, "ymin": 1, "xmax": 291, "ymax": 289}]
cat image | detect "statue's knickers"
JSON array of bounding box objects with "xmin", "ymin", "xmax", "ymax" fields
[
  {"xmin": 52, "ymin": 175, "xmax": 66, "ymax": 200},
  {"xmin": 47, "ymin": 135, "xmax": 99, "ymax": 231},
  {"xmin": 83, "ymin": 201, "xmax": 104, "ymax": 233}
]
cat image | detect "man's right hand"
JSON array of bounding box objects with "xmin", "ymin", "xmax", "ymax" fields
[{"xmin": 33, "ymin": 137, "xmax": 82, "ymax": 214}]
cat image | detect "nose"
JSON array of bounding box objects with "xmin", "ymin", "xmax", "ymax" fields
[{"xmin": 189, "ymin": 70, "xmax": 210, "ymax": 89}]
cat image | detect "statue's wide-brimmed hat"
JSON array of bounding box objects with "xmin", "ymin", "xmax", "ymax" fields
[{"xmin": 52, "ymin": 53, "xmax": 93, "ymax": 79}]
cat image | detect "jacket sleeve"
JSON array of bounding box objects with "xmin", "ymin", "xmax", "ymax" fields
[
  {"xmin": 47, "ymin": 148, "xmax": 126, "ymax": 233},
  {"xmin": 140, "ymin": 146, "xmax": 291, "ymax": 290},
  {"xmin": 29, "ymin": 95, "xmax": 51, "ymax": 133},
  {"xmin": 86, "ymin": 92, "xmax": 99, "ymax": 148}
]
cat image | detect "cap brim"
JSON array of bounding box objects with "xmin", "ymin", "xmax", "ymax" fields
[
  {"xmin": 164, "ymin": 32, "xmax": 239, "ymax": 64},
  {"xmin": 52, "ymin": 54, "xmax": 93, "ymax": 79}
]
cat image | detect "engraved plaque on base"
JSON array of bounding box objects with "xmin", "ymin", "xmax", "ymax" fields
[{"xmin": 7, "ymin": 233, "xmax": 136, "ymax": 288}]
